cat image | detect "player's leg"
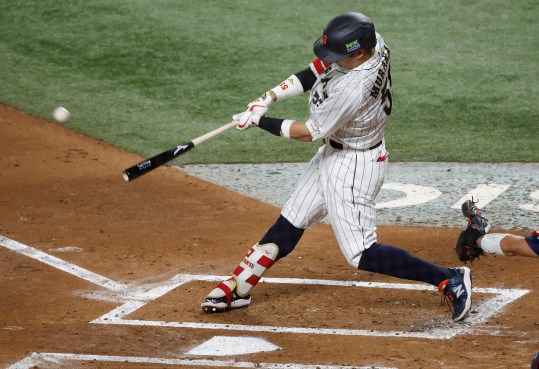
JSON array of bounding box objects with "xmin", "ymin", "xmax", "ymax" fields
[
  {"xmin": 479, "ymin": 230, "xmax": 539, "ymax": 257},
  {"xmin": 357, "ymin": 243, "xmax": 471, "ymax": 321},
  {"xmin": 201, "ymin": 216, "xmax": 304, "ymax": 313},
  {"xmin": 320, "ymin": 146, "xmax": 385, "ymax": 267},
  {"xmin": 323, "ymin": 147, "xmax": 471, "ymax": 321},
  {"xmin": 358, "ymin": 243, "xmax": 452, "ymax": 286},
  {"xmin": 202, "ymin": 149, "xmax": 327, "ymax": 313}
]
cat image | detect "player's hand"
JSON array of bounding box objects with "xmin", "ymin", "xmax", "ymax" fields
[
  {"xmin": 234, "ymin": 93, "xmax": 273, "ymax": 130},
  {"xmin": 247, "ymin": 94, "xmax": 272, "ymax": 116},
  {"xmin": 233, "ymin": 110, "xmax": 261, "ymax": 130}
]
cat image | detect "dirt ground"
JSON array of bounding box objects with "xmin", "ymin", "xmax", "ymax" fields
[{"xmin": 0, "ymin": 104, "xmax": 537, "ymax": 369}]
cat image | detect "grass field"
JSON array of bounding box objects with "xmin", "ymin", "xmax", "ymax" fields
[{"xmin": 0, "ymin": 0, "xmax": 537, "ymax": 163}]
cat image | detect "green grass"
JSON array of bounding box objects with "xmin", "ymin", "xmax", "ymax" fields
[{"xmin": 0, "ymin": 0, "xmax": 537, "ymax": 163}]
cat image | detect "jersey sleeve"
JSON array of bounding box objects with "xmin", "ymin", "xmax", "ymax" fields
[{"xmin": 309, "ymin": 58, "xmax": 332, "ymax": 78}]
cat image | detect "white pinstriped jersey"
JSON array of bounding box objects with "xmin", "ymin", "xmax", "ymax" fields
[
  {"xmin": 282, "ymin": 33, "xmax": 392, "ymax": 267},
  {"xmin": 305, "ymin": 33, "xmax": 391, "ymax": 150}
]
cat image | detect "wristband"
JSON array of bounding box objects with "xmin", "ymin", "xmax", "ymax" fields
[
  {"xmin": 280, "ymin": 119, "xmax": 293, "ymax": 138},
  {"xmin": 261, "ymin": 91, "xmax": 275, "ymax": 107},
  {"xmin": 258, "ymin": 116, "xmax": 284, "ymax": 137}
]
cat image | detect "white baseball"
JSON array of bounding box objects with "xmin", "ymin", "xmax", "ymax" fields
[{"xmin": 53, "ymin": 107, "xmax": 70, "ymax": 123}]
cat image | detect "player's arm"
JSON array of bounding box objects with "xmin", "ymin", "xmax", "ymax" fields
[
  {"xmin": 256, "ymin": 117, "xmax": 313, "ymax": 142},
  {"xmin": 235, "ymin": 70, "xmax": 311, "ymax": 131},
  {"xmin": 266, "ymin": 58, "xmax": 327, "ymax": 102},
  {"xmin": 234, "ymin": 58, "xmax": 329, "ymax": 130}
]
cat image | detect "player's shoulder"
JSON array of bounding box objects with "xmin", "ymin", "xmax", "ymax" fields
[{"xmin": 309, "ymin": 58, "xmax": 332, "ymax": 78}]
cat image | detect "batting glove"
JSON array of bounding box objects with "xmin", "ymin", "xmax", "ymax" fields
[
  {"xmin": 234, "ymin": 93, "xmax": 274, "ymax": 130},
  {"xmin": 233, "ymin": 110, "xmax": 261, "ymax": 130}
]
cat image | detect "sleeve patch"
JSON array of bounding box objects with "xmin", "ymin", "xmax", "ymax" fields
[{"xmin": 305, "ymin": 119, "xmax": 323, "ymax": 141}]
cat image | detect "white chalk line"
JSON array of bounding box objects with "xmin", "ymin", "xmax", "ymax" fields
[
  {"xmin": 7, "ymin": 353, "xmax": 397, "ymax": 369},
  {"xmin": 1, "ymin": 235, "xmax": 530, "ymax": 339},
  {"xmin": 91, "ymin": 273, "xmax": 529, "ymax": 340},
  {"xmin": 1, "ymin": 235, "xmax": 529, "ymax": 339},
  {"xmin": 1, "ymin": 234, "xmax": 531, "ymax": 369},
  {"xmin": 451, "ymin": 184, "xmax": 511, "ymax": 209},
  {"xmin": 0, "ymin": 235, "xmax": 125, "ymax": 292},
  {"xmin": 1, "ymin": 236, "xmax": 400, "ymax": 368}
]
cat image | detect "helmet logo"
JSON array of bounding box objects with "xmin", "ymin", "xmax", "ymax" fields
[
  {"xmin": 345, "ymin": 39, "xmax": 361, "ymax": 53},
  {"xmin": 322, "ymin": 35, "xmax": 327, "ymax": 45}
]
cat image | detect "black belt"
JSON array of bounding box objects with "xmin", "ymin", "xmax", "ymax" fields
[{"xmin": 328, "ymin": 139, "xmax": 382, "ymax": 151}]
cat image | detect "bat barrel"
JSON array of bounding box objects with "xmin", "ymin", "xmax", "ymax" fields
[
  {"xmin": 122, "ymin": 141, "xmax": 195, "ymax": 182},
  {"xmin": 122, "ymin": 121, "xmax": 235, "ymax": 182},
  {"xmin": 123, "ymin": 161, "xmax": 153, "ymax": 181}
]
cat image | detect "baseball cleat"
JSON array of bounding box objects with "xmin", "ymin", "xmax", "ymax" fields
[
  {"xmin": 201, "ymin": 279, "xmax": 251, "ymax": 313},
  {"xmin": 438, "ymin": 267, "xmax": 472, "ymax": 322}
]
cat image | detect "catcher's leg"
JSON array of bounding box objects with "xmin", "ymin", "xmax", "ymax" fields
[
  {"xmin": 478, "ymin": 233, "xmax": 506, "ymax": 255},
  {"xmin": 480, "ymin": 231, "xmax": 539, "ymax": 257},
  {"xmin": 201, "ymin": 215, "xmax": 304, "ymax": 313}
]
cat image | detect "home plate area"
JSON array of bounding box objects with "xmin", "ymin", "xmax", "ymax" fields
[{"xmin": 2, "ymin": 236, "xmax": 530, "ymax": 369}]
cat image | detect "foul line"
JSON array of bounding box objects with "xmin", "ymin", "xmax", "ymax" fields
[{"xmin": 0, "ymin": 236, "xmax": 125, "ymax": 291}]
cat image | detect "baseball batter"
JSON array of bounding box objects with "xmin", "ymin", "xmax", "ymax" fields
[{"xmin": 202, "ymin": 12, "xmax": 473, "ymax": 322}]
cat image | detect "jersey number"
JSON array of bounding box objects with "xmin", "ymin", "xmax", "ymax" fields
[
  {"xmin": 381, "ymin": 70, "xmax": 392, "ymax": 115},
  {"xmin": 311, "ymin": 77, "xmax": 331, "ymax": 107}
]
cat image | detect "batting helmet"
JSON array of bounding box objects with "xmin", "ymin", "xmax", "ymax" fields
[{"xmin": 313, "ymin": 12, "xmax": 377, "ymax": 63}]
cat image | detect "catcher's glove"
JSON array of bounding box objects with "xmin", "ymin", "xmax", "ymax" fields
[
  {"xmin": 461, "ymin": 198, "xmax": 480, "ymax": 218},
  {"xmin": 454, "ymin": 215, "xmax": 491, "ymax": 262}
]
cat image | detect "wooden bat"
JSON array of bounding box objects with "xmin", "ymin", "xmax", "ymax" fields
[{"xmin": 122, "ymin": 121, "xmax": 236, "ymax": 182}]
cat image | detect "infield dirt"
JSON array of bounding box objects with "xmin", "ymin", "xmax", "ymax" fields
[{"xmin": 1, "ymin": 104, "xmax": 537, "ymax": 368}]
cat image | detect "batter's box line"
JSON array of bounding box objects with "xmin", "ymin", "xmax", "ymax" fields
[
  {"xmin": 7, "ymin": 352, "xmax": 397, "ymax": 369},
  {"xmin": 91, "ymin": 274, "xmax": 529, "ymax": 340},
  {"xmin": 0, "ymin": 236, "xmax": 529, "ymax": 340}
]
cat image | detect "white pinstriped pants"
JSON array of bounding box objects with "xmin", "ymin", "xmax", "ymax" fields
[{"xmin": 281, "ymin": 141, "xmax": 388, "ymax": 267}]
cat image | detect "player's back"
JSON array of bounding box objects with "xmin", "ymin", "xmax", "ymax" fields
[{"xmin": 308, "ymin": 33, "xmax": 392, "ymax": 149}]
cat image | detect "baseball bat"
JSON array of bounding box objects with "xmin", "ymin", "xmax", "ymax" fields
[{"xmin": 122, "ymin": 121, "xmax": 236, "ymax": 182}]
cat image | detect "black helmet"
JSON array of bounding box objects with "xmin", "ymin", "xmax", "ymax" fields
[{"xmin": 313, "ymin": 12, "xmax": 376, "ymax": 63}]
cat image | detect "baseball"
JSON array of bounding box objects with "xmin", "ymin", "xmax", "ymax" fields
[{"xmin": 53, "ymin": 107, "xmax": 70, "ymax": 123}]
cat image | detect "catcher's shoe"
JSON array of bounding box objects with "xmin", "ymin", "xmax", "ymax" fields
[
  {"xmin": 201, "ymin": 278, "xmax": 251, "ymax": 313},
  {"xmin": 438, "ymin": 267, "xmax": 472, "ymax": 322}
]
